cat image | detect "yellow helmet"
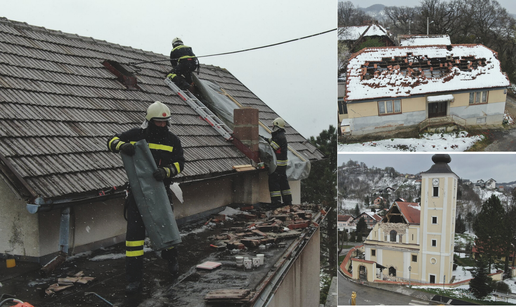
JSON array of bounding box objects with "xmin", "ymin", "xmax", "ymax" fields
[
  {"xmin": 172, "ymin": 37, "xmax": 183, "ymax": 48},
  {"xmin": 272, "ymin": 117, "xmax": 285, "ymax": 129},
  {"xmin": 145, "ymin": 101, "xmax": 171, "ymax": 122}
]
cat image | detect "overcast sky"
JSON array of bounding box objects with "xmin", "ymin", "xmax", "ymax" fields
[
  {"xmin": 1, "ymin": 0, "xmax": 336, "ymax": 139},
  {"xmin": 345, "ymin": 0, "xmax": 516, "ymax": 14},
  {"xmin": 338, "ymin": 153, "xmax": 516, "ymax": 183}
]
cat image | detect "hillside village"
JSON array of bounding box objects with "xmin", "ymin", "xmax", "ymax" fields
[{"xmin": 337, "ymin": 159, "xmax": 514, "ymax": 234}]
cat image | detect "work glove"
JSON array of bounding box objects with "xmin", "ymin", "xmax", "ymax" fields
[
  {"xmin": 153, "ymin": 167, "xmax": 177, "ymax": 181},
  {"xmin": 120, "ymin": 143, "xmax": 135, "ymax": 156}
]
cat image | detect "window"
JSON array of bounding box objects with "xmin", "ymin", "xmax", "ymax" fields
[
  {"xmin": 469, "ymin": 91, "xmax": 488, "ymax": 104},
  {"xmin": 432, "ymin": 239, "xmax": 437, "ymax": 247},
  {"xmin": 378, "ymin": 100, "xmax": 401, "ymax": 115},
  {"xmin": 433, "ymin": 187, "xmax": 439, "ymax": 197},
  {"xmin": 338, "ymin": 101, "xmax": 348, "ymax": 115},
  {"xmin": 432, "ymin": 216, "xmax": 438, "ymax": 224},
  {"xmin": 390, "ymin": 230, "xmax": 397, "ymax": 242},
  {"xmin": 371, "ymin": 249, "xmax": 376, "ymax": 257},
  {"xmin": 412, "ymin": 255, "xmax": 417, "ymax": 262}
]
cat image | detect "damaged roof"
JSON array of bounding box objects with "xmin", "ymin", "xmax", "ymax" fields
[
  {"xmin": 0, "ymin": 17, "xmax": 322, "ymax": 200},
  {"xmin": 345, "ymin": 44, "xmax": 510, "ymax": 102},
  {"xmin": 392, "ymin": 201, "xmax": 420, "ymax": 225}
]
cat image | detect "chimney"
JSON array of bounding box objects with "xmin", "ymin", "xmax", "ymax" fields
[{"xmin": 232, "ymin": 108, "xmax": 260, "ymax": 162}]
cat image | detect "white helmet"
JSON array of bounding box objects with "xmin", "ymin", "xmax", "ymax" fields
[
  {"xmin": 145, "ymin": 101, "xmax": 171, "ymax": 122},
  {"xmin": 172, "ymin": 37, "xmax": 183, "ymax": 48},
  {"xmin": 272, "ymin": 117, "xmax": 286, "ymax": 130}
]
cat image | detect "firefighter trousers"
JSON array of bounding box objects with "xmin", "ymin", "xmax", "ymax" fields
[
  {"xmin": 168, "ymin": 59, "xmax": 196, "ymax": 90},
  {"xmin": 125, "ymin": 192, "xmax": 177, "ymax": 283},
  {"xmin": 268, "ymin": 165, "xmax": 292, "ymax": 205}
]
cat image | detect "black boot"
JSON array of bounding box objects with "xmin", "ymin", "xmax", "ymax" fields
[
  {"xmin": 125, "ymin": 281, "xmax": 141, "ymax": 295},
  {"xmin": 162, "ymin": 247, "xmax": 179, "ymax": 277}
]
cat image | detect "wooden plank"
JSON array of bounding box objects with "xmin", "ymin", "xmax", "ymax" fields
[{"xmin": 205, "ymin": 289, "xmax": 250, "ymax": 300}]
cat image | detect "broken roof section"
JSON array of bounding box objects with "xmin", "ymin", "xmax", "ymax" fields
[
  {"xmin": 398, "ymin": 34, "xmax": 452, "ymax": 46},
  {"xmin": 0, "ymin": 17, "xmax": 323, "ymax": 201},
  {"xmin": 345, "ymin": 44, "xmax": 510, "ymax": 102}
]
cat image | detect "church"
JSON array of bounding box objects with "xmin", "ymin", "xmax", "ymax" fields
[{"xmin": 352, "ymin": 154, "xmax": 458, "ymax": 284}]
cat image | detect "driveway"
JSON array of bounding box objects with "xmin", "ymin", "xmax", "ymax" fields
[{"xmin": 482, "ymin": 95, "xmax": 516, "ymax": 151}]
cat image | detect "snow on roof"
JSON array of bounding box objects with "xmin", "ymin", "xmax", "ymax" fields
[
  {"xmin": 399, "ymin": 35, "xmax": 451, "ymax": 46},
  {"xmin": 363, "ymin": 211, "xmax": 382, "ymax": 221},
  {"xmin": 339, "ymin": 24, "xmax": 388, "ymax": 41},
  {"xmin": 427, "ymin": 94, "xmax": 454, "ymax": 103},
  {"xmin": 345, "ymin": 44, "xmax": 510, "ymax": 102}
]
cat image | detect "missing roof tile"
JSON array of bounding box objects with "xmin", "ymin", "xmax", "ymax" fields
[{"xmin": 102, "ymin": 60, "xmax": 139, "ymax": 90}]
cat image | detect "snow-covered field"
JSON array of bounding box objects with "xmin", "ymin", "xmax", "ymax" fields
[{"xmin": 338, "ymin": 131, "xmax": 483, "ymax": 152}]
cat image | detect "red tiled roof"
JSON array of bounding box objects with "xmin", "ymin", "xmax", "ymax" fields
[
  {"xmin": 338, "ymin": 214, "xmax": 352, "ymax": 222},
  {"xmin": 395, "ymin": 201, "xmax": 421, "ymax": 224}
]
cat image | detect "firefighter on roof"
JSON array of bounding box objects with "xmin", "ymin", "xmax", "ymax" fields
[
  {"xmin": 166, "ymin": 37, "xmax": 198, "ymax": 90},
  {"xmin": 107, "ymin": 101, "xmax": 185, "ymax": 294},
  {"xmin": 266, "ymin": 117, "xmax": 292, "ymax": 207}
]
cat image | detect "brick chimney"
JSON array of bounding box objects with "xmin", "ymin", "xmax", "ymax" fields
[{"xmin": 232, "ymin": 108, "xmax": 259, "ymax": 162}]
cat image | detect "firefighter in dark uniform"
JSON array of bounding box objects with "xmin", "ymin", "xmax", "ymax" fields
[
  {"xmin": 167, "ymin": 37, "xmax": 198, "ymax": 90},
  {"xmin": 107, "ymin": 101, "xmax": 185, "ymax": 294},
  {"xmin": 266, "ymin": 117, "xmax": 292, "ymax": 206}
]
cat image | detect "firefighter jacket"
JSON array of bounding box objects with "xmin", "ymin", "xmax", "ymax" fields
[
  {"xmin": 269, "ymin": 129, "xmax": 288, "ymax": 167},
  {"xmin": 107, "ymin": 127, "xmax": 185, "ymax": 187},
  {"xmin": 170, "ymin": 44, "xmax": 197, "ymax": 67}
]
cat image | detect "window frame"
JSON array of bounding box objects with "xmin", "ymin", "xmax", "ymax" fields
[
  {"xmin": 378, "ymin": 99, "xmax": 402, "ymax": 116},
  {"xmin": 371, "ymin": 249, "xmax": 376, "ymax": 257},
  {"xmin": 469, "ymin": 91, "xmax": 488, "ymax": 105}
]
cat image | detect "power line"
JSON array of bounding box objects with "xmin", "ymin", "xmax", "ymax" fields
[{"xmin": 127, "ymin": 28, "xmax": 337, "ymax": 66}]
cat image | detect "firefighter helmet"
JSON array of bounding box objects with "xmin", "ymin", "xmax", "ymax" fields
[
  {"xmin": 145, "ymin": 101, "xmax": 171, "ymax": 122},
  {"xmin": 172, "ymin": 37, "xmax": 183, "ymax": 48},
  {"xmin": 272, "ymin": 117, "xmax": 286, "ymax": 130}
]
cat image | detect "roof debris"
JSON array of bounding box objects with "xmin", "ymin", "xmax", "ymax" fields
[{"xmin": 44, "ymin": 271, "xmax": 95, "ymax": 296}]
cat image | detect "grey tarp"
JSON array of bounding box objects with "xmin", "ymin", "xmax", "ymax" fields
[
  {"xmin": 193, "ymin": 76, "xmax": 311, "ymax": 180},
  {"xmin": 121, "ymin": 140, "xmax": 181, "ymax": 250}
]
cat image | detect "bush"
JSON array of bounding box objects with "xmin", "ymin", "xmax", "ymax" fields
[{"xmin": 491, "ymin": 280, "xmax": 511, "ymax": 293}]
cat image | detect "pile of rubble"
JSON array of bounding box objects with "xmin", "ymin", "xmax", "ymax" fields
[{"xmin": 207, "ymin": 204, "xmax": 319, "ymax": 251}]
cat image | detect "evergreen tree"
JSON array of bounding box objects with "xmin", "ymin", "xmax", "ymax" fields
[
  {"xmin": 356, "ymin": 217, "xmax": 367, "ymax": 235},
  {"xmin": 356, "ymin": 232, "xmax": 363, "ymax": 242},
  {"xmin": 300, "ymin": 126, "xmax": 337, "ymax": 300},
  {"xmin": 354, "ymin": 204, "xmax": 360, "ymax": 217},
  {"xmin": 472, "ymin": 195, "xmax": 506, "ymax": 271},
  {"xmin": 469, "ymin": 258, "xmax": 493, "ymax": 299}
]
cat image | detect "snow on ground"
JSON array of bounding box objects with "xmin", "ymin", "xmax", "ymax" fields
[
  {"xmin": 413, "ymin": 263, "xmax": 516, "ymax": 304},
  {"xmin": 340, "ymin": 198, "xmax": 362, "ymax": 211},
  {"xmin": 338, "ymin": 131, "xmax": 483, "ymax": 152}
]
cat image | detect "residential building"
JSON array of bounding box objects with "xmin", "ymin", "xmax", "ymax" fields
[
  {"xmin": 339, "ymin": 44, "xmax": 510, "ymax": 136},
  {"xmin": 352, "ymin": 154, "xmax": 458, "ymax": 284},
  {"xmin": 339, "ymin": 22, "xmax": 395, "ymax": 50},
  {"xmin": 352, "ymin": 210, "xmax": 382, "ymax": 231},
  {"xmin": 485, "ymin": 178, "xmax": 497, "ymax": 190},
  {"xmin": 338, "ymin": 214, "xmax": 354, "ymax": 232}
]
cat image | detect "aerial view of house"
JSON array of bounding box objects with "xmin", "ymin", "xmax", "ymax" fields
[{"xmin": 339, "ymin": 44, "xmax": 510, "ymax": 137}]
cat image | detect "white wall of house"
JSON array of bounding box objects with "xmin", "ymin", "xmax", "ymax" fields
[
  {"xmin": 0, "ymin": 176, "xmax": 39, "ymax": 259},
  {"xmin": 267, "ymin": 227, "xmax": 320, "ymax": 307},
  {"xmin": 5, "ymin": 169, "xmax": 304, "ymax": 262}
]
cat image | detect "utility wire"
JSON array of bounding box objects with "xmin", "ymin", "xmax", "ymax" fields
[{"xmin": 127, "ymin": 28, "xmax": 337, "ymax": 66}]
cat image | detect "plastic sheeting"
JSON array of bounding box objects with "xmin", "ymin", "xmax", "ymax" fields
[
  {"xmin": 193, "ymin": 76, "xmax": 311, "ymax": 180},
  {"xmin": 121, "ymin": 140, "xmax": 181, "ymax": 250}
]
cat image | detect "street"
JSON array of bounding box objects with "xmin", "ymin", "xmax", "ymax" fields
[{"xmin": 338, "ymin": 272, "xmax": 433, "ymax": 306}]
